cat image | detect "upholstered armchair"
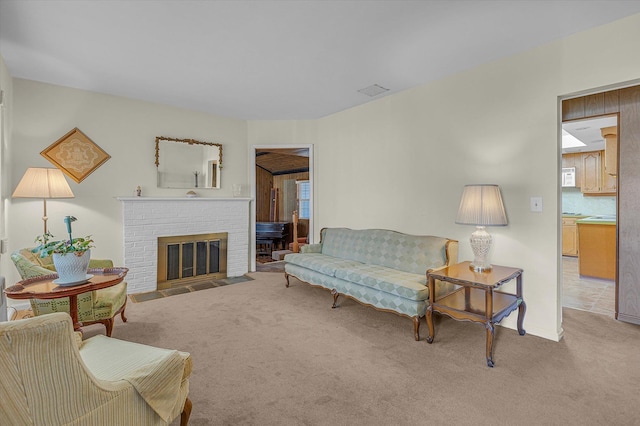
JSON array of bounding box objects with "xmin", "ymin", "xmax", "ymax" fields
[
  {"xmin": 10, "ymin": 248, "xmax": 127, "ymax": 336},
  {"xmin": 0, "ymin": 313, "xmax": 192, "ymax": 425}
]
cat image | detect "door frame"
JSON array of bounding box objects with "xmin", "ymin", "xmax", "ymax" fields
[
  {"xmin": 249, "ymin": 144, "xmax": 314, "ymax": 272},
  {"xmin": 558, "ymin": 79, "xmax": 640, "ymax": 324}
]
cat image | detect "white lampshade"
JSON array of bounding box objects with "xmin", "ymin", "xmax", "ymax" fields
[
  {"xmin": 455, "ymin": 184, "xmax": 507, "ymax": 272},
  {"xmin": 12, "ymin": 168, "xmax": 74, "ymax": 233},
  {"xmin": 455, "ymin": 184, "xmax": 507, "ymax": 227},
  {"xmin": 12, "ymin": 168, "xmax": 75, "ymax": 199}
]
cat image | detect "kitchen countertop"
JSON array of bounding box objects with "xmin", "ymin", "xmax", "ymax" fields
[{"xmin": 576, "ymin": 215, "xmax": 616, "ymax": 225}]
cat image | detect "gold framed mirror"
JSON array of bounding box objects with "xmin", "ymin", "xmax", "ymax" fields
[{"xmin": 155, "ymin": 136, "xmax": 223, "ymax": 189}]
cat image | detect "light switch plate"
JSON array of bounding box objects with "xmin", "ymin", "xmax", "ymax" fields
[{"xmin": 530, "ymin": 197, "xmax": 543, "ymax": 212}]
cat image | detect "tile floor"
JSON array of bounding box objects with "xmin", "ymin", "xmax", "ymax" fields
[{"xmin": 562, "ymin": 256, "xmax": 615, "ymax": 316}]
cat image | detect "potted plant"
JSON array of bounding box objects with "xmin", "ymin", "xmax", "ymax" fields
[{"xmin": 32, "ymin": 216, "xmax": 94, "ymax": 285}]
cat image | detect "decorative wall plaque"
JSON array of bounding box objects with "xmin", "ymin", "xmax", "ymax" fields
[{"xmin": 41, "ymin": 127, "xmax": 111, "ymax": 183}]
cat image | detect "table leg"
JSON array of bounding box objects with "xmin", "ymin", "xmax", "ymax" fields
[
  {"xmin": 426, "ymin": 306, "xmax": 434, "ymax": 343},
  {"xmin": 485, "ymin": 288, "xmax": 494, "ymax": 367},
  {"xmin": 426, "ymin": 276, "xmax": 435, "ymax": 343},
  {"xmin": 485, "ymin": 322, "xmax": 495, "ymax": 367},
  {"xmin": 68, "ymin": 294, "xmax": 82, "ymax": 333},
  {"xmin": 516, "ymin": 275, "xmax": 526, "ymax": 336}
]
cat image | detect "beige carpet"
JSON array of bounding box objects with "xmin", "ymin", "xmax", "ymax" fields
[{"xmin": 84, "ymin": 272, "xmax": 640, "ymax": 425}]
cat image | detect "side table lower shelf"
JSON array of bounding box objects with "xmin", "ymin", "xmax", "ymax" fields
[
  {"xmin": 431, "ymin": 287, "xmax": 521, "ymax": 323},
  {"xmin": 426, "ymin": 261, "xmax": 526, "ymax": 367}
]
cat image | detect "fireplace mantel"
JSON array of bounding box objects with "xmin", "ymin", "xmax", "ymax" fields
[
  {"xmin": 117, "ymin": 197, "xmax": 252, "ymax": 202},
  {"xmin": 118, "ymin": 197, "xmax": 251, "ymax": 293}
]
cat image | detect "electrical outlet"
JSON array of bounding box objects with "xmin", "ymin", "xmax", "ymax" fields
[
  {"xmin": 0, "ymin": 238, "xmax": 8, "ymax": 254},
  {"xmin": 530, "ymin": 197, "xmax": 543, "ymax": 212}
]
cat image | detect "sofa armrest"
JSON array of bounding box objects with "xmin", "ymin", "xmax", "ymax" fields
[
  {"xmin": 444, "ymin": 239, "xmax": 458, "ymax": 266},
  {"xmin": 301, "ymin": 243, "xmax": 322, "ymax": 253}
]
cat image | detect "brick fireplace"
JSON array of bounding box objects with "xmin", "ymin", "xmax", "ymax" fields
[{"xmin": 118, "ymin": 197, "xmax": 250, "ymax": 293}]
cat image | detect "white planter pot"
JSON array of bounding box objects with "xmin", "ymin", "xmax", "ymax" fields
[{"xmin": 53, "ymin": 250, "xmax": 91, "ymax": 284}]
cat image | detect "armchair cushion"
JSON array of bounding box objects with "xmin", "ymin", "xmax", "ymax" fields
[
  {"xmin": 80, "ymin": 335, "xmax": 192, "ymax": 421},
  {"xmin": 0, "ymin": 313, "xmax": 192, "ymax": 425}
]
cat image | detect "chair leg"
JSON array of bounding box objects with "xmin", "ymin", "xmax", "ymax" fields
[
  {"xmin": 120, "ymin": 299, "xmax": 128, "ymax": 323},
  {"xmin": 103, "ymin": 318, "xmax": 115, "ymax": 337},
  {"xmin": 180, "ymin": 397, "xmax": 192, "ymax": 426}
]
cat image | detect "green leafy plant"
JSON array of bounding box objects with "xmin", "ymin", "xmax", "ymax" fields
[{"xmin": 31, "ymin": 216, "xmax": 94, "ymax": 258}]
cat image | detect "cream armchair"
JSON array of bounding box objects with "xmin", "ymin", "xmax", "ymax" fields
[
  {"xmin": 0, "ymin": 313, "xmax": 192, "ymax": 425},
  {"xmin": 11, "ymin": 248, "xmax": 127, "ymax": 336}
]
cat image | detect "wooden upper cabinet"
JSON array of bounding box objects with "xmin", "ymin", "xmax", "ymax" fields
[
  {"xmin": 581, "ymin": 150, "xmax": 616, "ymax": 195},
  {"xmin": 582, "ymin": 151, "xmax": 602, "ymax": 193},
  {"xmin": 601, "ymin": 125, "xmax": 618, "ymax": 176},
  {"xmin": 562, "ymin": 152, "xmax": 583, "ymax": 188},
  {"xmin": 602, "ymin": 167, "xmax": 618, "ymax": 193}
]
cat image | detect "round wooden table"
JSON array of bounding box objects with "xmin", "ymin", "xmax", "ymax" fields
[{"xmin": 5, "ymin": 267, "xmax": 129, "ymax": 333}]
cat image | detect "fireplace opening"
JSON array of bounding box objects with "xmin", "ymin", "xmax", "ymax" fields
[{"xmin": 157, "ymin": 233, "xmax": 227, "ymax": 290}]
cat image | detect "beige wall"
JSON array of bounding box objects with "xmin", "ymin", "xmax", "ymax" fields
[
  {"xmin": 3, "ymin": 13, "xmax": 640, "ymax": 339},
  {"xmin": 248, "ymin": 13, "xmax": 640, "ymax": 341},
  {"xmin": 4, "ymin": 79, "xmax": 247, "ymax": 289}
]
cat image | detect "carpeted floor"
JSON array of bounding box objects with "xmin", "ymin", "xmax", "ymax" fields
[
  {"xmin": 83, "ymin": 272, "xmax": 640, "ymax": 426},
  {"xmin": 255, "ymin": 260, "xmax": 285, "ymax": 273}
]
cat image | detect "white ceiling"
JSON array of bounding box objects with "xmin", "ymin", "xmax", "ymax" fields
[
  {"xmin": 1, "ymin": 1, "xmax": 640, "ymax": 120},
  {"xmin": 562, "ymin": 116, "xmax": 617, "ymax": 153}
]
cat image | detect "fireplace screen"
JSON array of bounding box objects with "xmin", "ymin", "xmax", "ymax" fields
[{"xmin": 157, "ymin": 233, "xmax": 227, "ymax": 289}]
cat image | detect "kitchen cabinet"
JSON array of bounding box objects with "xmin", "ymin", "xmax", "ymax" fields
[
  {"xmin": 562, "ymin": 217, "xmax": 580, "ymax": 256},
  {"xmin": 601, "ymin": 126, "xmax": 618, "ymax": 176},
  {"xmin": 562, "ymin": 153, "xmax": 583, "ymax": 188},
  {"xmin": 577, "ymin": 220, "xmax": 616, "ymax": 280},
  {"xmin": 581, "ymin": 152, "xmax": 601, "ymax": 193},
  {"xmin": 581, "ymin": 150, "xmax": 616, "ymax": 195}
]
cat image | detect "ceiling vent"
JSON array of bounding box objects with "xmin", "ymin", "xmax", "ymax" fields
[{"xmin": 357, "ymin": 84, "xmax": 389, "ymax": 97}]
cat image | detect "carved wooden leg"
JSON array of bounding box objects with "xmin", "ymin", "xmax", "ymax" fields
[
  {"xmin": 485, "ymin": 322, "xmax": 495, "ymax": 367},
  {"xmin": 413, "ymin": 316, "xmax": 420, "ymax": 341},
  {"xmin": 331, "ymin": 289, "xmax": 339, "ymax": 308},
  {"xmin": 285, "ymin": 272, "xmax": 290, "ymax": 288},
  {"xmin": 120, "ymin": 299, "xmax": 128, "ymax": 323},
  {"xmin": 180, "ymin": 397, "xmax": 192, "ymax": 426},
  {"xmin": 426, "ymin": 307, "xmax": 435, "ymax": 343},
  {"xmin": 517, "ymin": 300, "xmax": 527, "ymax": 336},
  {"xmin": 104, "ymin": 318, "xmax": 115, "ymax": 337}
]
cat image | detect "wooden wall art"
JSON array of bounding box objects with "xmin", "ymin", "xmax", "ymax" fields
[{"xmin": 41, "ymin": 127, "xmax": 111, "ymax": 183}]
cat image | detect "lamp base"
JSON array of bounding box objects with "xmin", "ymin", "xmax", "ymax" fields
[
  {"xmin": 469, "ymin": 263, "xmax": 492, "ymax": 273},
  {"xmin": 469, "ymin": 226, "xmax": 493, "ymax": 272}
]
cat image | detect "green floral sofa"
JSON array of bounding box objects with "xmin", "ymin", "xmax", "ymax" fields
[{"xmin": 284, "ymin": 228, "xmax": 458, "ymax": 340}]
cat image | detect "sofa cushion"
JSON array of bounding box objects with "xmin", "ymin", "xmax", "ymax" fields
[
  {"xmin": 334, "ymin": 264, "xmax": 429, "ymax": 301},
  {"xmin": 284, "ymin": 253, "xmax": 362, "ymax": 277}
]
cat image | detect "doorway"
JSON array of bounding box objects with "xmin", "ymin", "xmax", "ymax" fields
[
  {"xmin": 249, "ymin": 145, "xmax": 314, "ymax": 272},
  {"xmin": 560, "ymin": 83, "xmax": 640, "ymax": 325},
  {"xmin": 561, "ymin": 115, "xmax": 617, "ymax": 316}
]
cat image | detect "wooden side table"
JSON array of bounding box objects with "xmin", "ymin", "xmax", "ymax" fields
[
  {"xmin": 426, "ymin": 261, "xmax": 525, "ymax": 367},
  {"xmin": 5, "ymin": 267, "xmax": 128, "ymax": 334}
]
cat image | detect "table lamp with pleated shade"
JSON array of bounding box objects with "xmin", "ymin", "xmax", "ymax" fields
[{"xmin": 455, "ymin": 184, "xmax": 508, "ymax": 272}]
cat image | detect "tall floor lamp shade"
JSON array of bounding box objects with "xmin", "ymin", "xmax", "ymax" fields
[
  {"xmin": 455, "ymin": 184, "xmax": 507, "ymax": 272},
  {"xmin": 12, "ymin": 168, "xmax": 75, "ymax": 234}
]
